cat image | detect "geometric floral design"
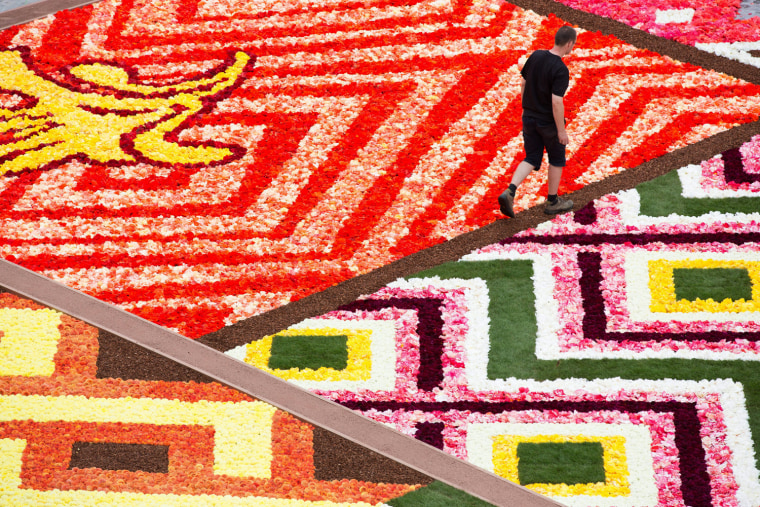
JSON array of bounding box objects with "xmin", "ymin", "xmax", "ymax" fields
[
  {"xmin": 3, "ymin": 0, "xmax": 760, "ymax": 339},
  {"xmin": 474, "ymin": 424, "xmax": 645, "ymax": 501},
  {"xmin": 553, "ymin": 0, "xmax": 760, "ymax": 66},
  {"xmin": 0, "ymin": 291, "xmax": 437, "ymax": 505},
  {"xmin": 235, "ymin": 153, "xmax": 760, "ymax": 505},
  {"xmin": 235, "ymin": 272, "xmax": 760, "ymax": 504},
  {"xmin": 4, "ymin": 0, "xmax": 760, "ymax": 504},
  {"xmin": 229, "ymin": 319, "xmax": 398, "ymax": 391},
  {"xmin": 343, "ymin": 379, "xmax": 757, "ymax": 506}
]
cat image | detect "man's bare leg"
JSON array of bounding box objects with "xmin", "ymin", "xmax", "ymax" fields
[
  {"xmin": 547, "ymin": 164, "xmax": 562, "ymax": 195},
  {"xmin": 511, "ymin": 161, "xmax": 536, "ymax": 188}
]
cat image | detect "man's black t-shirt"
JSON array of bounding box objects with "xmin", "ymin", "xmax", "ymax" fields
[{"xmin": 520, "ymin": 50, "xmax": 569, "ymax": 122}]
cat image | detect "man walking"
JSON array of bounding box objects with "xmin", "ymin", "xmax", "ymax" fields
[{"xmin": 499, "ymin": 25, "xmax": 577, "ymax": 218}]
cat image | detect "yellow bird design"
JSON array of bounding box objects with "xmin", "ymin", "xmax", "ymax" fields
[{"xmin": 0, "ymin": 49, "xmax": 253, "ymax": 177}]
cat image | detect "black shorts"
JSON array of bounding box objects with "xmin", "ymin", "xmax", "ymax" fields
[{"xmin": 522, "ymin": 115, "xmax": 566, "ymax": 169}]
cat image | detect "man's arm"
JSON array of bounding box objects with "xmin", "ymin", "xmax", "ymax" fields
[
  {"xmin": 520, "ymin": 77, "xmax": 525, "ymax": 102},
  {"xmin": 551, "ymin": 94, "xmax": 568, "ymax": 145}
]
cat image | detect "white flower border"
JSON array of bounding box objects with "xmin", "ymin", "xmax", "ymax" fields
[
  {"xmin": 696, "ymin": 41, "xmax": 760, "ymax": 69},
  {"xmin": 226, "ymin": 318, "xmax": 399, "ymax": 391},
  {"xmin": 679, "ymin": 164, "xmax": 760, "ymax": 198},
  {"xmin": 466, "ymin": 421, "xmax": 658, "ymax": 507},
  {"xmin": 624, "ymin": 249, "xmax": 760, "ymax": 323},
  {"xmin": 473, "ymin": 378, "xmax": 759, "ymax": 507},
  {"xmin": 389, "ymin": 275, "xmax": 493, "ymax": 394},
  {"xmin": 617, "ymin": 186, "xmax": 760, "ymax": 227},
  {"xmin": 654, "ymin": 8, "xmax": 695, "ymax": 25}
]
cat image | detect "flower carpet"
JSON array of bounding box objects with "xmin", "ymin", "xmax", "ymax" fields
[
  {"xmin": 2, "ymin": 0, "xmax": 760, "ymax": 338},
  {"xmin": 0, "ymin": 288, "xmax": 503, "ymax": 505},
  {"xmin": 551, "ymin": 0, "xmax": 760, "ymax": 66},
  {"xmin": 226, "ymin": 136, "xmax": 760, "ymax": 506},
  {"xmin": 1, "ymin": 0, "xmax": 760, "ymax": 505}
]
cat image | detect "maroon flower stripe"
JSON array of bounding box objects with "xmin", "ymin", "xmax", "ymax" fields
[
  {"xmin": 0, "ymin": 88, "xmax": 39, "ymax": 111},
  {"xmin": 60, "ymin": 50, "xmax": 258, "ymax": 101},
  {"xmin": 338, "ymin": 399, "xmax": 711, "ymax": 506},
  {"xmin": 338, "ymin": 297, "xmax": 445, "ymax": 391},
  {"xmin": 0, "ymin": 143, "xmax": 63, "ymax": 176},
  {"xmin": 500, "ymin": 232, "xmax": 760, "ymax": 246},
  {"xmin": 578, "ymin": 251, "xmax": 760, "ymax": 343},
  {"xmin": 121, "ymin": 105, "xmax": 246, "ymax": 168},
  {"xmin": 573, "ymin": 200, "xmax": 597, "ymax": 225},
  {"xmin": 0, "ymin": 124, "xmax": 58, "ymax": 145},
  {"xmin": 722, "ymin": 147, "xmax": 760, "ymax": 184},
  {"xmin": 414, "ymin": 421, "xmax": 445, "ymax": 450}
]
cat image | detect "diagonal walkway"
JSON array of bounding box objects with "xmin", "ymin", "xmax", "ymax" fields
[{"xmin": 0, "ymin": 258, "xmax": 563, "ymax": 507}]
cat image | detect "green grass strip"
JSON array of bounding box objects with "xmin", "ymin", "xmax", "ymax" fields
[
  {"xmin": 413, "ymin": 260, "xmax": 537, "ymax": 380},
  {"xmin": 673, "ymin": 268, "xmax": 753, "ymax": 302},
  {"xmin": 516, "ymin": 442, "xmax": 605, "ymax": 485},
  {"xmin": 386, "ymin": 480, "xmax": 495, "ymax": 506},
  {"xmin": 268, "ymin": 334, "xmax": 348, "ymax": 371},
  {"xmin": 637, "ymin": 170, "xmax": 760, "ymax": 217}
]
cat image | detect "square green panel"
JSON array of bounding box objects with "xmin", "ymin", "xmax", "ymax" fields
[
  {"xmin": 673, "ymin": 268, "xmax": 752, "ymax": 302},
  {"xmin": 516, "ymin": 442, "xmax": 605, "ymax": 485},
  {"xmin": 268, "ymin": 334, "xmax": 349, "ymax": 371}
]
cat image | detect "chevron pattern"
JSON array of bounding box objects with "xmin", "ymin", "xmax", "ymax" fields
[
  {"xmin": 2, "ymin": 0, "xmax": 760, "ymax": 338},
  {"xmin": 229, "ymin": 140, "xmax": 760, "ymax": 505}
]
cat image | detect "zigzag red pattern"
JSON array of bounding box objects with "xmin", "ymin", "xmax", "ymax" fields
[{"xmin": 1, "ymin": 0, "xmax": 760, "ymax": 337}]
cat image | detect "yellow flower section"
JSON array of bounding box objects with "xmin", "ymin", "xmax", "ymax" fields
[
  {"xmin": 0, "ymin": 439, "xmax": 25, "ymax": 491},
  {"xmin": 0, "ymin": 394, "xmax": 277, "ymax": 479},
  {"xmin": 492, "ymin": 434, "xmax": 630, "ymax": 497},
  {"xmin": 0, "ymin": 50, "xmax": 250, "ymax": 176},
  {"xmin": 245, "ymin": 328, "xmax": 372, "ymax": 382},
  {"xmin": 0, "ymin": 308, "xmax": 62, "ymax": 377},
  {"xmin": 648, "ymin": 259, "xmax": 760, "ymax": 313}
]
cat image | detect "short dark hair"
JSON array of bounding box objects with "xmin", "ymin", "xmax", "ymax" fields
[{"xmin": 555, "ymin": 26, "xmax": 577, "ymax": 47}]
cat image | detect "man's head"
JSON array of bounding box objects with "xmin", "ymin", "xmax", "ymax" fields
[{"xmin": 554, "ymin": 26, "xmax": 577, "ymax": 55}]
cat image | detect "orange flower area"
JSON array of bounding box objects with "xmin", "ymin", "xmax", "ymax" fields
[
  {"xmin": 1, "ymin": 0, "xmax": 760, "ymax": 338},
  {"xmin": 0, "ymin": 293, "xmax": 419, "ymax": 503}
]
